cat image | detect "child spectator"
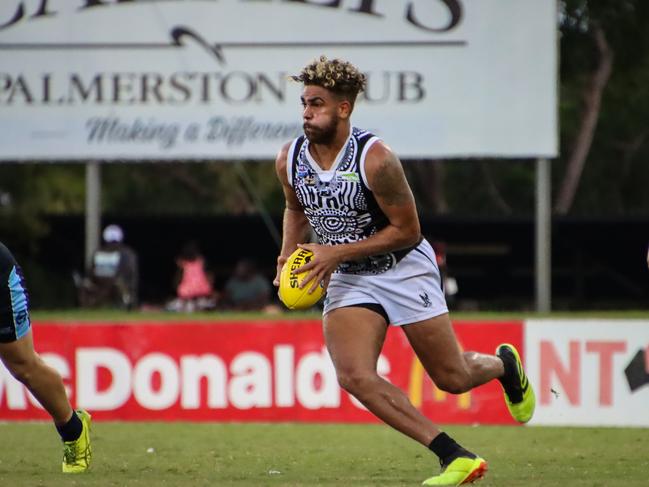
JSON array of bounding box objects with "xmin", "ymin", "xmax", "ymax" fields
[{"xmin": 167, "ymin": 241, "xmax": 217, "ymax": 312}]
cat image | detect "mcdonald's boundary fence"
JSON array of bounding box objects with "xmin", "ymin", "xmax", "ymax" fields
[{"xmin": 1, "ymin": 319, "xmax": 647, "ymax": 427}]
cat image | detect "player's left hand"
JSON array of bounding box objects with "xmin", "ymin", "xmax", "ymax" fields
[{"xmin": 293, "ymin": 243, "xmax": 343, "ymax": 293}]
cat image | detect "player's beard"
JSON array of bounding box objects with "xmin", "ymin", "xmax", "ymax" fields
[{"xmin": 303, "ymin": 117, "xmax": 338, "ymax": 145}]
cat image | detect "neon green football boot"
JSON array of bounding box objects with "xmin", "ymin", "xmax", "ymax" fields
[
  {"xmin": 422, "ymin": 457, "xmax": 488, "ymax": 486},
  {"xmin": 496, "ymin": 343, "xmax": 536, "ymax": 423},
  {"xmin": 62, "ymin": 410, "xmax": 92, "ymax": 473}
]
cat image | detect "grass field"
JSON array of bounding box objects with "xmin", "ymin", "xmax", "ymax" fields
[{"xmin": 1, "ymin": 422, "xmax": 647, "ymax": 486}]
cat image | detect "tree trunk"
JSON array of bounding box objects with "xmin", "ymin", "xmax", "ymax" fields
[{"xmin": 554, "ymin": 24, "xmax": 613, "ymax": 214}]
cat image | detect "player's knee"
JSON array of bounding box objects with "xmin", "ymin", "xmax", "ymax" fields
[
  {"xmin": 6, "ymin": 360, "xmax": 33, "ymax": 385},
  {"xmin": 3, "ymin": 355, "xmax": 40, "ymax": 386},
  {"xmin": 336, "ymin": 370, "xmax": 377, "ymax": 396},
  {"xmin": 435, "ymin": 370, "xmax": 472, "ymax": 394}
]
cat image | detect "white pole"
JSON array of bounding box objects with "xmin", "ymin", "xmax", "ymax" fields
[
  {"xmin": 85, "ymin": 161, "xmax": 101, "ymax": 272},
  {"xmin": 535, "ymin": 158, "xmax": 551, "ymax": 312}
]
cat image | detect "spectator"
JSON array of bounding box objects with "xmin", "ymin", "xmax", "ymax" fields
[
  {"xmin": 166, "ymin": 241, "xmax": 217, "ymax": 312},
  {"xmin": 76, "ymin": 224, "xmax": 139, "ymax": 309},
  {"xmin": 223, "ymin": 258, "xmax": 271, "ymax": 311}
]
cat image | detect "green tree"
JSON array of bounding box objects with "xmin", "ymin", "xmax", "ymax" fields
[
  {"xmin": 555, "ymin": 0, "xmax": 649, "ymax": 215},
  {"xmin": 408, "ymin": 0, "xmax": 649, "ymax": 217},
  {"xmin": 0, "ymin": 164, "xmax": 85, "ymax": 249},
  {"xmin": 101, "ymin": 162, "xmax": 283, "ymax": 215}
]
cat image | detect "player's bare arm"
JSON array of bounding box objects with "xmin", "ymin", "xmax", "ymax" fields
[
  {"xmin": 297, "ymin": 141, "xmax": 420, "ymax": 290},
  {"xmin": 274, "ymin": 142, "xmax": 311, "ymax": 286},
  {"xmin": 363, "ymin": 141, "xmax": 421, "ymax": 248}
]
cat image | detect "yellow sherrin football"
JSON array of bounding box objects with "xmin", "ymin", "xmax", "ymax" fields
[{"xmin": 279, "ymin": 248, "xmax": 325, "ymax": 310}]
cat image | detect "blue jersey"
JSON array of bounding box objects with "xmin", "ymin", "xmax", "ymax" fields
[{"xmin": 0, "ymin": 242, "xmax": 31, "ymax": 342}]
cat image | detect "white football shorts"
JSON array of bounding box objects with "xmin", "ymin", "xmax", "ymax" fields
[{"xmin": 323, "ymin": 239, "xmax": 448, "ymax": 326}]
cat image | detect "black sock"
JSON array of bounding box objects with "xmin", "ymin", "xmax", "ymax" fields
[
  {"xmin": 56, "ymin": 411, "xmax": 82, "ymax": 442},
  {"xmin": 497, "ymin": 354, "xmax": 515, "ymax": 387},
  {"xmin": 428, "ymin": 432, "xmax": 476, "ymax": 467},
  {"xmin": 497, "ymin": 352, "xmax": 523, "ymax": 403}
]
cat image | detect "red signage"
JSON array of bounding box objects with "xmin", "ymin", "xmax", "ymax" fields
[{"xmin": 0, "ymin": 320, "xmax": 522, "ymax": 424}]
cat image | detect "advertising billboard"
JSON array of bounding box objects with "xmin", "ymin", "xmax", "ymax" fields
[{"xmin": 0, "ymin": 0, "xmax": 557, "ymax": 160}]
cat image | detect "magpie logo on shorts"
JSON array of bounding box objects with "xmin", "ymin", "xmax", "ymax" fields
[{"xmin": 419, "ymin": 291, "xmax": 432, "ymax": 308}]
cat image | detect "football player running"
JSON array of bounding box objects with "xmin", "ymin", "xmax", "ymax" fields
[
  {"xmin": 0, "ymin": 242, "xmax": 91, "ymax": 473},
  {"xmin": 273, "ymin": 56, "xmax": 535, "ymax": 486}
]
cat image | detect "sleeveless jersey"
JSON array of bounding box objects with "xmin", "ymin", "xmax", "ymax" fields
[{"xmin": 287, "ymin": 127, "xmax": 415, "ymax": 275}]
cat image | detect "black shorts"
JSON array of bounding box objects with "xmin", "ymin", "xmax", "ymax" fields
[{"xmin": 0, "ymin": 242, "xmax": 31, "ymax": 343}]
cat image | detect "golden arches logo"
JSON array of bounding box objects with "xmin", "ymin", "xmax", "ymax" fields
[{"xmin": 408, "ymin": 356, "xmax": 472, "ymax": 410}]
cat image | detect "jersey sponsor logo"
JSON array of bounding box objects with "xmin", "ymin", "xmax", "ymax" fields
[{"xmin": 336, "ymin": 172, "xmax": 360, "ymax": 183}]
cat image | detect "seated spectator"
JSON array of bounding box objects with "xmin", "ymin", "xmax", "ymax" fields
[
  {"xmin": 166, "ymin": 242, "xmax": 218, "ymax": 312},
  {"xmin": 223, "ymin": 258, "xmax": 271, "ymax": 311},
  {"xmin": 76, "ymin": 224, "xmax": 139, "ymax": 309}
]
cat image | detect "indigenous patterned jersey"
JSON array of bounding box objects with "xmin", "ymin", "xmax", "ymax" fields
[{"xmin": 287, "ymin": 127, "xmax": 415, "ymax": 274}]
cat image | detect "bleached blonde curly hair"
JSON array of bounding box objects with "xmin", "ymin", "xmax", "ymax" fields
[{"xmin": 291, "ymin": 56, "xmax": 366, "ymax": 105}]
